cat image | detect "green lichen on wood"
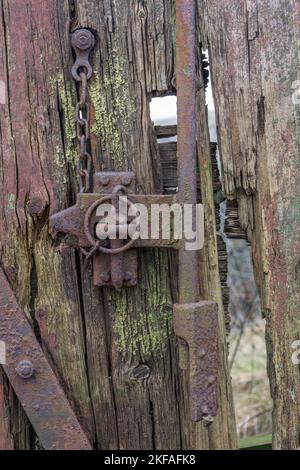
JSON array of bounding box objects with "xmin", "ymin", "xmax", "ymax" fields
[
  {"xmin": 89, "ymin": 50, "xmax": 135, "ymax": 169},
  {"xmin": 49, "ymin": 74, "xmax": 77, "ymax": 169},
  {"xmin": 113, "ymin": 251, "xmax": 173, "ymax": 358},
  {"xmin": 33, "ymin": 226, "xmax": 91, "ymax": 407},
  {"xmin": 6, "ymin": 194, "xmax": 16, "ymax": 214},
  {"xmin": 114, "ymin": 295, "xmax": 173, "ymax": 358}
]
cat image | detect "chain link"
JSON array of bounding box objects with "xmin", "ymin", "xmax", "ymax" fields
[{"xmin": 76, "ymin": 70, "xmax": 92, "ymax": 193}]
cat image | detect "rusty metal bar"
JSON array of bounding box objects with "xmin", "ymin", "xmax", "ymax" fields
[
  {"xmin": 0, "ymin": 268, "xmax": 92, "ymax": 450},
  {"xmin": 176, "ymin": 0, "xmax": 200, "ymax": 304},
  {"xmin": 174, "ymin": 0, "xmax": 219, "ymax": 422}
]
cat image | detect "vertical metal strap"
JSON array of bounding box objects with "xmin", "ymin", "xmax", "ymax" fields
[
  {"xmin": 176, "ymin": 0, "xmax": 200, "ymax": 304},
  {"xmin": 174, "ymin": 0, "xmax": 219, "ymax": 422}
]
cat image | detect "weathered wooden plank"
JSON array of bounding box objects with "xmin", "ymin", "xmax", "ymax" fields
[
  {"xmin": 0, "ymin": 372, "xmax": 13, "ymax": 450},
  {"xmin": 155, "ymin": 125, "xmax": 177, "ymax": 138},
  {"xmin": 0, "ymin": 0, "xmax": 236, "ymax": 450},
  {"xmin": 192, "ymin": 48, "xmax": 236, "ymax": 447},
  {"xmin": 0, "ymin": 0, "xmax": 97, "ymax": 447},
  {"xmin": 225, "ymin": 200, "xmax": 248, "ymax": 241},
  {"xmin": 200, "ymin": 0, "xmax": 300, "ymax": 449}
]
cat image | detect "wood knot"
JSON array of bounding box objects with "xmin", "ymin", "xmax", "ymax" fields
[
  {"xmin": 138, "ymin": 8, "xmax": 147, "ymax": 20},
  {"xmin": 129, "ymin": 364, "xmax": 151, "ymax": 381},
  {"xmin": 28, "ymin": 197, "xmax": 45, "ymax": 216},
  {"xmin": 5, "ymin": 266, "xmax": 17, "ymax": 284}
]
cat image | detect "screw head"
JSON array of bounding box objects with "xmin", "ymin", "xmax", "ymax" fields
[
  {"xmin": 99, "ymin": 175, "xmax": 110, "ymax": 186},
  {"xmin": 16, "ymin": 360, "xmax": 34, "ymax": 379},
  {"xmin": 100, "ymin": 272, "xmax": 111, "ymax": 283},
  {"xmin": 199, "ymin": 349, "xmax": 206, "ymax": 359},
  {"xmin": 72, "ymin": 29, "xmax": 94, "ymax": 51},
  {"xmin": 207, "ymin": 375, "xmax": 216, "ymax": 384},
  {"xmin": 121, "ymin": 175, "xmax": 132, "ymax": 186},
  {"xmin": 124, "ymin": 272, "xmax": 132, "ymax": 282}
]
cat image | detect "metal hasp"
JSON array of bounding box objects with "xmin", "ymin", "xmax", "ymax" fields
[
  {"xmin": 50, "ymin": 174, "xmax": 178, "ymax": 289},
  {"xmin": 173, "ymin": 0, "xmax": 219, "ymax": 422},
  {"xmin": 0, "ymin": 268, "xmax": 91, "ymax": 450}
]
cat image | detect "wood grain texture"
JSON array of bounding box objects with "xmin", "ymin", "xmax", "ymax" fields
[
  {"xmin": 0, "ymin": 0, "xmax": 236, "ymax": 449},
  {"xmin": 0, "ymin": 373, "xmax": 13, "ymax": 450},
  {"xmin": 200, "ymin": 0, "xmax": 300, "ymax": 449}
]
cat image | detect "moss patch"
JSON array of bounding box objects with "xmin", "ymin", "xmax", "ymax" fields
[
  {"xmin": 113, "ymin": 251, "xmax": 173, "ymax": 358},
  {"xmin": 50, "ymin": 74, "xmax": 77, "ymax": 169},
  {"xmin": 90, "ymin": 50, "xmax": 135, "ymax": 169}
]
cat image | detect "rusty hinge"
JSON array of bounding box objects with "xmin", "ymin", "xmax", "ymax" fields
[
  {"xmin": 50, "ymin": 0, "xmax": 219, "ymax": 424},
  {"xmin": 0, "ymin": 268, "xmax": 91, "ymax": 450}
]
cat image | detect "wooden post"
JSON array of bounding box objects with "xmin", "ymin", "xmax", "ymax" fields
[
  {"xmin": 200, "ymin": 0, "xmax": 300, "ymax": 449},
  {"xmin": 0, "ymin": 0, "xmax": 236, "ymax": 449}
]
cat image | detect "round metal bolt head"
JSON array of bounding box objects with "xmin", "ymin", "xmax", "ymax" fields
[
  {"xmin": 72, "ymin": 29, "xmax": 95, "ymax": 51},
  {"xmin": 207, "ymin": 375, "xmax": 216, "ymax": 384},
  {"xmin": 99, "ymin": 175, "xmax": 110, "ymax": 186},
  {"xmin": 199, "ymin": 349, "xmax": 206, "ymax": 358},
  {"xmin": 100, "ymin": 272, "xmax": 111, "ymax": 283},
  {"xmin": 16, "ymin": 360, "xmax": 34, "ymax": 379},
  {"xmin": 124, "ymin": 272, "xmax": 132, "ymax": 282},
  {"xmin": 121, "ymin": 175, "xmax": 132, "ymax": 186}
]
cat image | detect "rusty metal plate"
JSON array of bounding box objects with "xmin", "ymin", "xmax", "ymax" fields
[
  {"xmin": 0, "ymin": 268, "xmax": 92, "ymax": 450},
  {"xmin": 173, "ymin": 301, "xmax": 219, "ymax": 422},
  {"xmin": 50, "ymin": 193, "xmax": 178, "ymax": 249},
  {"xmin": 93, "ymin": 250, "xmax": 138, "ymax": 288},
  {"xmin": 93, "ymin": 171, "xmax": 136, "ymax": 194}
]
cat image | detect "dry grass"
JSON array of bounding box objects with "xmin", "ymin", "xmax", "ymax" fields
[{"xmin": 229, "ymin": 318, "xmax": 272, "ymax": 438}]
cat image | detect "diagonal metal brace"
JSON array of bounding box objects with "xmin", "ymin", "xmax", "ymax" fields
[{"xmin": 0, "ymin": 268, "xmax": 91, "ymax": 450}]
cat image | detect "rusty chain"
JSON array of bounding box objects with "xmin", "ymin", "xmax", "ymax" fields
[
  {"xmin": 71, "ymin": 29, "xmax": 95, "ymax": 193},
  {"xmin": 76, "ymin": 70, "xmax": 92, "ymax": 193}
]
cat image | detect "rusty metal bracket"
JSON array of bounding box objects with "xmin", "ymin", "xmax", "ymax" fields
[
  {"xmin": 71, "ymin": 29, "xmax": 95, "ymax": 81},
  {"xmin": 0, "ymin": 268, "xmax": 91, "ymax": 450},
  {"xmin": 50, "ymin": 174, "xmax": 178, "ymax": 289}
]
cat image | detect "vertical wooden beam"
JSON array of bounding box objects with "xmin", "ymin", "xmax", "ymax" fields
[
  {"xmin": 200, "ymin": 0, "xmax": 300, "ymax": 449},
  {"xmin": 0, "ymin": 373, "xmax": 13, "ymax": 450}
]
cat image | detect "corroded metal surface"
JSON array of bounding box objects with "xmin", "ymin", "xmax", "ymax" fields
[
  {"xmin": 94, "ymin": 172, "xmax": 136, "ymax": 194},
  {"xmin": 173, "ymin": 301, "xmax": 219, "ymax": 421},
  {"xmin": 51, "ymin": 165, "xmax": 178, "ymax": 289},
  {"xmin": 176, "ymin": 0, "xmax": 199, "ymax": 304},
  {"xmin": 71, "ymin": 29, "xmax": 95, "ymax": 81},
  {"xmin": 174, "ymin": 0, "xmax": 219, "ymax": 422},
  {"xmin": 50, "ymin": 193, "xmax": 177, "ymax": 249},
  {"xmin": 0, "ymin": 268, "xmax": 92, "ymax": 450}
]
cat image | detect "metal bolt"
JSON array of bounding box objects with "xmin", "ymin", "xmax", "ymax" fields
[
  {"xmin": 16, "ymin": 360, "xmax": 34, "ymax": 379},
  {"xmin": 199, "ymin": 349, "xmax": 206, "ymax": 358},
  {"xmin": 100, "ymin": 272, "xmax": 111, "ymax": 283},
  {"xmin": 72, "ymin": 29, "xmax": 94, "ymax": 51},
  {"xmin": 124, "ymin": 272, "xmax": 132, "ymax": 282},
  {"xmin": 99, "ymin": 175, "xmax": 110, "ymax": 186},
  {"xmin": 207, "ymin": 375, "xmax": 216, "ymax": 384},
  {"xmin": 121, "ymin": 175, "xmax": 132, "ymax": 186}
]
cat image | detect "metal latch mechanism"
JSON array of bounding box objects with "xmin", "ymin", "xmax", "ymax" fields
[
  {"xmin": 51, "ymin": 0, "xmax": 219, "ymax": 424},
  {"xmin": 51, "ymin": 171, "xmax": 177, "ymax": 289}
]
